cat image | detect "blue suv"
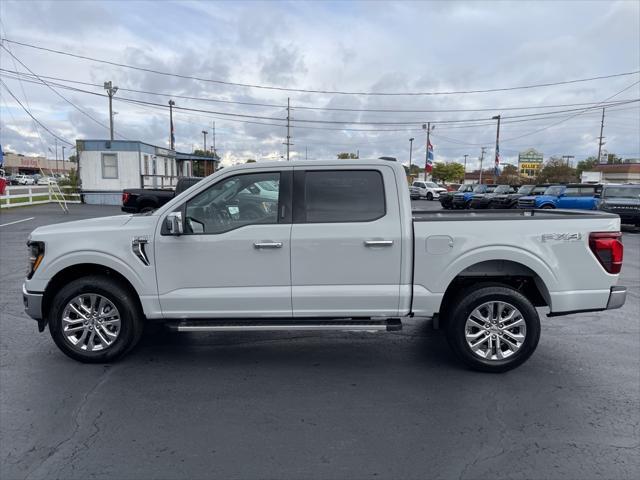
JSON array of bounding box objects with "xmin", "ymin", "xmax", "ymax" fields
[
  {"xmin": 517, "ymin": 184, "xmax": 602, "ymax": 210},
  {"xmin": 453, "ymin": 184, "xmax": 488, "ymax": 209}
]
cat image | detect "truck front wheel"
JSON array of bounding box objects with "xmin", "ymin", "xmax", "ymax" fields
[
  {"xmin": 444, "ymin": 285, "xmax": 541, "ymax": 372},
  {"xmin": 48, "ymin": 276, "xmax": 144, "ymax": 363}
]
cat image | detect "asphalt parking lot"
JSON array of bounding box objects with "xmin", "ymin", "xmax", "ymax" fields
[{"xmin": 1, "ymin": 201, "xmax": 639, "ymax": 480}]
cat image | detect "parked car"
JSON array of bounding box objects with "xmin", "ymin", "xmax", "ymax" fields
[
  {"xmin": 491, "ymin": 184, "xmax": 549, "ymax": 209},
  {"xmin": 410, "ymin": 181, "xmax": 447, "ymax": 200},
  {"xmin": 598, "ymin": 184, "xmax": 640, "ymax": 227},
  {"xmin": 121, "ymin": 177, "xmax": 203, "ymax": 213},
  {"xmin": 23, "ymin": 160, "xmax": 626, "ymax": 372},
  {"xmin": 37, "ymin": 177, "xmax": 57, "ymax": 186},
  {"xmin": 453, "ymin": 184, "xmax": 491, "ymax": 209},
  {"xmin": 518, "ymin": 184, "xmax": 602, "ymax": 210},
  {"xmin": 13, "ymin": 174, "xmax": 35, "ymax": 185},
  {"xmin": 440, "ymin": 184, "xmax": 474, "ymax": 209},
  {"xmin": 469, "ymin": 185, "xmax": 517, "ymax": 209},
  {"xmin": 445, "ymin": 183, "xmax": 461, "ymax": 192}
]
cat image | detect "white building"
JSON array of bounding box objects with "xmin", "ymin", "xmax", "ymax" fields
[{"xmin": 77, "ymin": 140, "xmax": 196, "ymax": 205}]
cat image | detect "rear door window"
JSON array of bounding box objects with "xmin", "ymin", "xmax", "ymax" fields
[{"xmin": 296, "ymin": 170, "xmax": 386, "ymax": 223}]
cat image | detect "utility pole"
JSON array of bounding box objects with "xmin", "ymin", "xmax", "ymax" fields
[
  {"xmin": 61, "ymin": 145, "xmax": 65, "ymax": 173},
  {"xmin": 492, "ymin": 115, "xmax": 501, "ymax": 183},
  {"xmin": 55, "ymin": 138, "xmax": 58, "ymax": 174},
  {"xmin": 409, "ymin": 137, "xmax": 415, "ymax": 180},
  {"xmin": 463, "ymin": 154, "xmax": 468, "ymax": 183},
  {"xmin": 479, "ymin": 147, "xmax": 487, "ymax": 184},
  {"xmin": 562, "ymin": 155, "xmax": 575, "ymax": 167},
  {"xmin": 305, "ymin": 146, "xmax": 308, "ymax": 161},
  {"xmin": 284, "ymin": 97, "xmax": 292, "ymax": 161},
  {"xmin": 104, "ymin": 81, "xmax": 118, "ymax": 140},
  {"xmin": 202, "ymin": 130, "xmax": 208, "ymax": 153},
  {"xmin": 168, "ymin": 100, "xmax": 175, "ymax": 150},
  {"xmin": 597, "ymin": 107, "xmax": 606, "ymax": 164}
]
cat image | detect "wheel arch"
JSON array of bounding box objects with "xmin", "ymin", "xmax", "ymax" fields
[
  {"xmin": 438, "ymin": 258, "xmax": 553, "ymax": 321},
  {"xmin": 42, "ymin": 263, "xmax": 144, "ymax": 322}
]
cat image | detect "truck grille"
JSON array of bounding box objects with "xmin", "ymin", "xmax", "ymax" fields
[{"xmin": 518, "ymin": 198, "xmax": 536, "ymax": 209}]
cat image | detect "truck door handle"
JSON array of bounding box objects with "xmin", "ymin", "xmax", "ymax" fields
[
  {"xmin": 364, "ymin": 240, "xmax": 394, "ymax": 247},
  {"xmin": 254, "ymin": 241, "xmax": 283, "ymax": 249}
]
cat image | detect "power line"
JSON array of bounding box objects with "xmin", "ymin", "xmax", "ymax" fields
[
  {"xmin": 0, "ymin": 79, "xmax": 74, "ymax": 145},
  {"xmin": 3, "ymin": 37, "xmax": 639, "ymax": 96},
  {"xmin": 3, "ymin": 69, "xmax": 637, "ymax": 130},
  {"xmin": 0, "ymin": 44, "xmax": 130, "ymax": 140},
  {"xmin": 3, "ymin": 68, "xmax": 639, "ymax": 114}
]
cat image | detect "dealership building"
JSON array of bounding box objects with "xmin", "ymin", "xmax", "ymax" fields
[
  {"xmin": 76, "ymin": 139, "xmax": 219, "ymax": 205},
  {"xmin": 1, "ymin": 151, "xmax": 75, "ymax": 175}
]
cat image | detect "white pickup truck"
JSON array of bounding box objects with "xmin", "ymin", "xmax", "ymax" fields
[{"xmin": 23, "ymin": 160, "xmax": 626, "ymax": 372}]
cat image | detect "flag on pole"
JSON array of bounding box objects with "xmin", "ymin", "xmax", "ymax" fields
[{"xmin": 426, "ymin": 140, "xmax": 434, "ymax": 173}]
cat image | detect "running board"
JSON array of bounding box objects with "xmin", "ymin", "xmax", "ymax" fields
[{"xmin": 167, "ymin": 318, "xmax": 402, "ymax": 333}]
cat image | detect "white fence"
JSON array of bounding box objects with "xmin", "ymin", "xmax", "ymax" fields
[{"xmin": 0, "ymin": 185, "xmax": 81, "ymax": 209}]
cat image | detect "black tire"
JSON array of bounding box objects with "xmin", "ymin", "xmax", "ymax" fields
[
  {"xmin": 541, "ymin": 204, "xmax": 555, "ymax": 209},
  {"xmin": 426, "ymin": 192, "xmax": 434, "ymax": 201},
  {"xmin": 444, "ymin": 284, "xmax": 541, "ymax": 373},
  {"xmin": 465, "ymin": 200, "xmax": 472, "ymax": 209},
  {"xmin": 48, "ymin": 275, "xmax": 144, "ymax": 363},
  {"xmin": 139, "ymin": 205, "xmax": 156, "ymax": 213}
]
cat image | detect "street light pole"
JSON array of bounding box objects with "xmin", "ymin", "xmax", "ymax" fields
[
  {"xmin": 492, "ymin": 115, "xmax": 501, "ymax": 184},
  {"xmin": 202, "ymin": 130, "xmax": 208, "ymax": 152},
  {"xmin": 61, "ymin": 145, "xmax": 65, "ymax": 174},
  {"xmin": 55, "ymin": 138, "xmax": 58, "ymax": 174},
  {"xmin": 409, "ymin": 137, "xmax": 414, "ymax": 181}
]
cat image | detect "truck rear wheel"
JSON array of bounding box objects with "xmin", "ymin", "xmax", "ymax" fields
[
  {"xmin": 48, "ymin": 276, "xmax": 144, "ymax": 363},
  {"xmin": 444, "ymin": 285, "xmax": 541, "ymax": 372}
]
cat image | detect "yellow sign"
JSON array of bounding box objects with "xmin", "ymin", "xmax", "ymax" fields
[{"xmin": 520, "ymin": 163, "xmax": 541, "ymax": 170}]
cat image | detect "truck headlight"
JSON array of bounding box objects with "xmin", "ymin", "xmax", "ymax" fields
[{"xmin": 27, "ymin": 241, "xmax": 45, "ymax": 279}]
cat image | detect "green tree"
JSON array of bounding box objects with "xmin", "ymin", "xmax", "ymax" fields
[
  {"xmin": 431, "ymin": 162, "xmax": 465, "ymax": 183},
  {"xmin": 607, "ymin": 153, "xmax": 622, "ymax": 164},
  {"xmin": 68, "ymin": 154, "xmax": 77, "ymax": 163},
  {"xmin": 245, "ymin": 159, "xmax": 256, "ymax": 163},
  {"xmin": 536, "ymin": 157, "xmax": 578, "ymax": 183},
  {"xmin": 337, "ymin": 152, "xmax": 359, "ymax": 159},
  {"xmin": 193, "ymin": 149, "xmax": 215, "ymax": 157},
  {"xmin": 576, "ymin": 156, "xmax": 598, "ymax": 177}
]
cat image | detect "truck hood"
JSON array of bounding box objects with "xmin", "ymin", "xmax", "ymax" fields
[{"xmin": 30, "ymin": 214, "xmax": 134, "ymax": 237}]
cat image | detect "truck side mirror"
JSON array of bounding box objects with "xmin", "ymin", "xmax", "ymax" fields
[{"xmin": 166, "ymin": 211, "xmax": 183, "ymax": 236}]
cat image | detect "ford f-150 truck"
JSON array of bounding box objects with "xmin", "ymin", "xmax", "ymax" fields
[{"xmin": 22, "ymin": 160, "xmax": 626, "ymax": 372}]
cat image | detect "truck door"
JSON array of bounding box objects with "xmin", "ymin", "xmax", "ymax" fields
[
  {"xmin": 289, "ymin": 166, "xmax": 402, "ymax": 317},
  {"xmin": 557, "ymin": 186, "xmax": 581, "ymax": 209},
  {"xmin": 155, "ymin": 168, "xmax": 293, "ymax": 318}
]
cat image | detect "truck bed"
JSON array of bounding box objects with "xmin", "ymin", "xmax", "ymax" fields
[{"xmin": 411, "ymin": 208, "xmax": 619, "ymax": 222}]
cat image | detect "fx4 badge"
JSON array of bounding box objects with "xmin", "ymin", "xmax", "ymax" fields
[{"xmin": 541, "ymin": 233, "xmax": 583, "ymax": 242}]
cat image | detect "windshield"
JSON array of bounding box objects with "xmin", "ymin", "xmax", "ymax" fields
[
  {"xmin": 603, "ymin": 186, "xmax": 640, "ymax": 199},
  {"xmin": 426, "ymin": 182, "xmax": 439, "ymax": 188},
  {"xmin": 544, "ymin": 186, "xmax": 564, "ymax": 196},
  {"xmin": 532, "ymin": 186, "xmax": 548, "ymax": 194},
  {"xmin": 493, "ymin": 185, "xmax": 510, "ymax": 194},
  {"xmin": 458, "ymin": 185, "xmax": 473, "ymax": 192},
  {"xmin": 473, "ymin": 185, "xmax": 486, "ymax": 193},
  {"xmin": 518, "ymin": 185, "xmax": 534, "ymax": 195}
]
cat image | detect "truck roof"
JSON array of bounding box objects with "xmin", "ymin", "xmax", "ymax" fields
[{"xmin": 223, "ymin": 159, "xmax": 402, "ymax": 171}]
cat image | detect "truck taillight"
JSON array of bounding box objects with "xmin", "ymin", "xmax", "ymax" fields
[
  {"xmin": 122, "ymin": 192, "xmax": 130, "ymax": 204},
  {"xmin": 589, "ymin": 232, "xmax": 623, "ymax": 274}
]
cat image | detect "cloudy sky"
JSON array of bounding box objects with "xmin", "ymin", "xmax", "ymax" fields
[{"xmin": 1, "ymin": 0, "xmax": 639, "ymax": 169}]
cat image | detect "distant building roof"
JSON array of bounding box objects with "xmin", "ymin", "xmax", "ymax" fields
[{"xmin": 591, "ymin": 164, "xmax": 640, "ymax": 173}]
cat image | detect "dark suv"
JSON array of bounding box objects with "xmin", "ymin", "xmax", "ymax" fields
[
  {"xmin": 598, "ymin": 184, "xmax": 640, "ymax": 227},
  {"xmin": 491, "ymin": 184, "xmax": 549, "ymax": 209},
  {"xmin": 469, "ymin": 184, "xmax": 517, "ymax": 209}
]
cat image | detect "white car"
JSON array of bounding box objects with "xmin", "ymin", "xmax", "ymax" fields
[
  {"xmin": 410, "ymin": 181, "xmax": 447, "ymax": 200},
  {"xmin": 14, "ymin": 174, "xmax": 35, "ymax": 185},
  {"xmin": 37, "ymin": 177, "xmax": 57, "ymax": 186},
  {"xmin": 22, "ymin": 160, "xmax": 626, "ymax": 371}
]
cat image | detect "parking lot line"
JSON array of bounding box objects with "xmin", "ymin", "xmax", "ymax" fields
[{"xmin": 0, "ymin": 217, "xmax": 35, "ymax": 227}]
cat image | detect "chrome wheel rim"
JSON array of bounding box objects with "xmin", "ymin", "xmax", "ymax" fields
[
  {"xmin": 464, "ymin": 301, "xmax": 527, "ymax": 361},
  {"xmin": 61, "ymin": 294, "xmax": 121, "ymax": 352}
]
